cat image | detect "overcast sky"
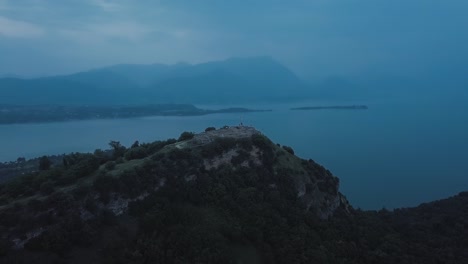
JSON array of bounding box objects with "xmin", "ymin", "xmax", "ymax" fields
[{"xmin": 0, "ymin": 0, "xmax": 467, "ymax": 79}]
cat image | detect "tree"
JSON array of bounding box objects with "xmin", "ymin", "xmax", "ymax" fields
[
  {"xmin": 109, "ymin": 140, "xmax": 123, "ymax": 150},
  {"xmin": 39, "ymin": 156, "xmax": 52, "ymax": 170},
  {"xmin": 131, "ymin": 140, "xmax": 140, "ymax": 148},
  {"xmin": 178, "ymin": 131, "xmax": 195, "ymax": 141},
  {"xmin": 109, "ymin": 140, "xmax": 126, "ymax": 159},
  {"xmin": 125, "ymin": 147, "xmax": 148, "ymax": 160},
  {"xmin": 105, "ymin": 161, "xmax": 116, "ymax": 171},
  {"xmin": 93, "ymin": 148, "xmax": 108, "ymax": 164},
  {"xmin": 282, "ymin": 146, "xmax": 295, "ymax": 155}
]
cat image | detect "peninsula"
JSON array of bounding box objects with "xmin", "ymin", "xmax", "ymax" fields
[
  {"xmin": 0, "ymin": 104, "xmax": 271, "ymax": 124},
  {"xmin": 291, "ymin": 105, "xmax": 368, "ymax": 110}
]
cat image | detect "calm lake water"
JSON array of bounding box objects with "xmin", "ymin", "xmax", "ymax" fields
[{"xmin": 1, "ymin": 100, "xmax": 467, "ymax": 209}]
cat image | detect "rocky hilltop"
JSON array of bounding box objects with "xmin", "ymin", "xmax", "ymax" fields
[{"xmin": 176, "ymin": 126, "xmax": 349, "ymax": 219}]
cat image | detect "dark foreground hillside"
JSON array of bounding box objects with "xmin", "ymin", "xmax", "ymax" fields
[{"xmin": 0, "ymin": 126, "xmax": 467, "ymax": 263}]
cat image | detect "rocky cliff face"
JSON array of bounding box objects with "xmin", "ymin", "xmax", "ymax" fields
[{"xmin": 171, "ymin": 126, "xmax": 350, "ymax": 219}]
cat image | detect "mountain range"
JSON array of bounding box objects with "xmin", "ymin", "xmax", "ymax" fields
[
  {"xmin": 0, "ymin": 57, "xmax": 310, "ymax": 105},
  {"xmin": 3, "ymin": 56, "xmax": 466, "ymax": 106}
]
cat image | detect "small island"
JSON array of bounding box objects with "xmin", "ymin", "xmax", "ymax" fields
[
  {"xmin": 0, "ymin": 104, "xmax": 271, "ymax": 124},
  {"xmin": 291, "ymin": 105, "xmax": 368, "ymax": 110}
]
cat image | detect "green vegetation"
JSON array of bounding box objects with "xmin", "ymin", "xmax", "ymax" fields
[
  {"xmin": 0, "ymin": 129, "xmax": 467, "ymax": 263},
  {"xmin": 282, "ymin": 145, "xmax": 295, "ymax": 155},
  {"xmin": 38, "ymin": 156, "xmax": 52, "ymax": 171},
  {"xmin": 178, "ymin": 131, "xmax": 195, "ymax": 141}
]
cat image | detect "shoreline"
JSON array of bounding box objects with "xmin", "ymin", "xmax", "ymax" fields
[{"xmin": 0, "ymin": 104, "xmax": 271, "ymax": 125}]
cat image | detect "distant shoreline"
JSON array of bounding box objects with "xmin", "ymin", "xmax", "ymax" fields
[
  {"xmin": 291, "ymin": 105, "xmax": 368, "ymax": 110},
  {"xmin": 0, "ymin": 104, "xmax": 271, "ymax": 125}
]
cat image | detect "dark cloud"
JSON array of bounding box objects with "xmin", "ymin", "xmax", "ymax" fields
[{"xmin": 0, "ymin": 0, "xmax": 467, "ymax": 79}]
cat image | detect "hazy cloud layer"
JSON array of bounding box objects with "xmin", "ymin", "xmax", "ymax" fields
[
  {"xmin": 0, "ymin": 16, "xmax": 44, "ymax": 38},
  {"xmin": 0, "ymin": 0, "xmax": 467, "ymax": 79}
]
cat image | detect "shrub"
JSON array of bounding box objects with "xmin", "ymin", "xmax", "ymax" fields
[
  {"xmin": 202, "ymin": 137, "xmax": 237, "ymax": 158},
  {"xmin": 55, "ymin": 173, "xmax": 76, "ymax": 186},
  {"xmin": 72, "ymin": 184, "xmax": 91, "ymax": 200},
  {"xmin": 84, "ymin": 197, "xmax": 98, "ymax": 213},
  {"xmin": 125, "ymin": 147, "xmax": 148, "ymax": 160},
  {"xmin": 39, "ymin": 156, "xmax": 52, "ymax": 171},
  {"xmin": 282, "ymin": 146, "xmax": 295, "ymax": 155},
  {"xmin": 93, "ymin": 149, "xmax": 109, "ymax": 164},
  {"xmin": 238, "ymin": 138, "xmax": 253, "ymax": 151},
  {"xmin": 178, "ymin": 131, "xmax": 195, "ymax": 141},
  {"xmin": 27, "ymin": 199, "xmax": 43, "ymax": 211},
  {"xmin": 40, "ymin": 180, "xmax": 55, "ymax": 195},
  {"xmin": 131, "ymin": 140, "xmax": 140, "ymax": 148},
  {"xmin": 105, "ymin": 161, "xmax": 116, "ymax": 171},
  {"xmin": 93, "ymin": 174, "xmax": 118, "ymax": 195},
  {"xmin": 0, "ymin": 239, "xmax": 11, "ymax": 256},
  {"xmin": 251, "ymin": 134, "xmax": 271, "ymax": 150},
  {"xmin": 109, "ymin": 141, "xmax": 126, "ymax": 159},
  {"xmin": 62, "ymin": 154, "xmax": 100, "ymax": 179},
  {"xmin": 231, "ymin": 150, "xmax": 250, "ymax": 166},
  {"xmin": 205, "ymin": 127, "xmax": 216, "ymax": 132},
  {"xmin": 43, "ymin": 191, "xmax": 75, "ymax": 215},
  {"xmin": 100, "ymin": 209, "xmax": 117, "ymax": 226},
  {"xmin": 237, "ymin": 138, "xmax": 253, "ymax": 151},
  {"xmin": 144, "ymin": 139, "xmax": 177, "ymax": 154},
  {"xmin": 73, "ymin": 158, "xmax": 100, "ymax": 178}
]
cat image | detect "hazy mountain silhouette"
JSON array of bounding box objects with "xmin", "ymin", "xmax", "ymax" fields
[
  {"xmin": 0, "ymin": 77, "xmax": 110, "ymax": 105},
  {"xmin": 0, "ymin": 57, "xmax": 308, "ymax": 105}
]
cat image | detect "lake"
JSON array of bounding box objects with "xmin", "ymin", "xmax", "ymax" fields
[{"xmin": 1, "ymin": 99, "xmax": 467, "ymax": 210}]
